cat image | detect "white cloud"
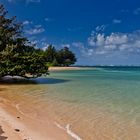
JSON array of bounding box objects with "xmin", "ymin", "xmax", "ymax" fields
[
  {"xmin": 73, "ymin": 29, "xmax": 140, "ymax": 59},
  {"xmin": 95, "ymin": 25, "xmax": 106, "ymax": 32},
  {"xmin": 72, "ymin": 42, "xmax": 93, "ymax": 57},
  {"xmin": 95, "ymin": 30, "xmax": 140, "ymax": 54},
  {"xmin": 105, "ymin": 33, "xmax": 128, "ymax": 45},
  {"xmin": 113, "ymin": 19, "xmax": 122, "ymax": 24},
  {"xmin": 42, "ymin": 44, "xmax": 49, "ymax": 51},
  {"xmin": 30, "ymin": 40, "xmax": 38, "ymax": 45},
  {"xmin": 34, "ymin": 25, "xmax": 42, "ymax": 28},
  {"xmin": 72, "ymin": 42, "xmax": 84, "ymax": 49},
  {"xmin": 96, "ymin": 34, "xmax": 105, "ymax": 46},
  {"xmin": 88, "ymin": 25, "xmax": 106, "ymax": 47},
  {"xmin": 26, "ymin": 28, "xmax": 44, "ymax": 35},
  {"xmin": 25, "ymin": 25, "xmax": 45, "ymax": 35},
  {"xmin": 44, "ymin": 18, "xmax": 52, "ymax": 22},
  {"xmin": 88, "ymin": 36, "xmax": 96, "ymax": 47},
  {"xmin": 23, "ymin": 20, "xmax": 33, "ymax": 25}
]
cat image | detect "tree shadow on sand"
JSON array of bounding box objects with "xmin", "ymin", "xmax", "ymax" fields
[
  {"xmin": 0, "ymin": 77, "xmax": 70, "ymax": 85},
  {"xmin": 31, "ymin": 77, "xmax": 70, "ymax": 84},
  {"xmin": 0, "ymin": 126, "xmax": 8, "ymax": 140},
  {"xmin": 0, "ymin": 78, "xmax": 37, "ymax": 85}
]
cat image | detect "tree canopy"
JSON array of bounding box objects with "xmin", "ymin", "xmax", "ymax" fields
[
  {"xmin": 0, "ymin": 4, "xmax": 77, "ymax": 78},
  {"xmin": 0, "ymin": 4, "xmax": 49, "ymax": 78},
  {"xmin": 44, "ymin": 45, "xmax": 77, "ymax": 67}
]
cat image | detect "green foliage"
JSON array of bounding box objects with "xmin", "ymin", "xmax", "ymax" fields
[
  {"xmin": 56, "ymin": 47, "xmax": 77, "ymax": 66},
  {"xmin": 0, "ymin": 5, "xmax": 22, "ymax": 52},
  {"xmin": 44, "ymin": 46, "xmax": 77, "ymax": 67},
  {"xmin": 44, "ymin": 45, "xmax": 57, "ymax": 63},
  {"xmin": 0, "ymin": 5, "xmax": 48, "ymax": 78},
  {"xmin": 0, "ymin": 4, "xmax": 77, "ymax": 79}
]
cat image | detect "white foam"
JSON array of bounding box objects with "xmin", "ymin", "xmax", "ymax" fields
[
  {"xmin": 66, "ymin": 124, "xmax": 82, "ymax": 140},
  {"xmin": 54, "ymin": 122, "xmax": 65, "ymax": 130},
  {"xmin": 17, "ymin": 104, "xmax": 82, "ymax": 140},
  {"xmin": 54, "ymin": 122, "xmax": 82, "ymax": 140}
]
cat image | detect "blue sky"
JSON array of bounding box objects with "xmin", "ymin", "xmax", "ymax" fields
[{"xmin": 1, "ymin": 0, "xmax": 140, "ymax": 65}]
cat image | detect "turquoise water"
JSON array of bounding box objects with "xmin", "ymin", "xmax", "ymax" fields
[
  {"xmin": 2, "ymin": 67, "xmax": 140, "ymax": 140},
  {"xmin": 38, "ymin": 67, "xmax": 140, "ymax": 139},
  {"xmin": 47, "ymin": 68, "xmax": 140, "ymax": 116}
]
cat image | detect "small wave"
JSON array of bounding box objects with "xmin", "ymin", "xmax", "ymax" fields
[
  {"xmin": 54, "ymin": 122, "xmax": 65, "ymax": 130},
  {"xmin": 54, "ymin": 122, "xmax": 82, "ymax": 140},
  {"xmin": 66, "ymin": 124, "xmax": 82, "ymax": 140}
]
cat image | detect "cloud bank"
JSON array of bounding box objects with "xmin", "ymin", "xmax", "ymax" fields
[
  {"xmin": 86, "ymin": 30, "xmax": 140, "ymax": 55},
  {"xmin": 71, "ymin": 27, "xmax": 140, "ymax": 65}
]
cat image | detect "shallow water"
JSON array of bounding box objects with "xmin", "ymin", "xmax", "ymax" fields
[{"xmin": 1, "ymin": 67, "xmax": 140, "ymax": 140}]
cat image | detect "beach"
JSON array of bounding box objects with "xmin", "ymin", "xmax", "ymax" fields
[
  {"xmin": 49, "ymin": 66, "xmax": 84, "ymax": 71},
  {"xmin": 1, "ymin": 67, "xmax": 140, "ymax": 140},
  {"xmin": 0, "ymin": 101, "xmax": 72, "ymax": 140},
  {"xmin": 0, "ymin": 68, "xmax": 83, "ymax": 140},
  {"xmin": 0, "ymin": 86, "xmax": 77, "ymax": 140}
]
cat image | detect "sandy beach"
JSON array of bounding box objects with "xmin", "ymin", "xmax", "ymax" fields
[
  {"xmin": 1, "ymin": 68, "xmax": 140, "ymax": 140},
  {"xmin": 0, "ymin": 94, "xmax": 76, "ymax": 140},
  {"xmin": 0, "ymin": 68, "xmax": 83, "ymax": 140},
  {"xmin": 49, "ymin": 66, "xmax": 84, "ymax": 71}
]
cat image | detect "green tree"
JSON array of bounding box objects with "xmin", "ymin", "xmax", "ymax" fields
[
  {"xmin": 0, "ymin": 4, "xmax": 48, "ymax": 78},
  {"xmin": 0, "ymin": 5, "xmax": 22, "ymax": 51},
  {"xmin": 44, "ymin": 45, "xmax": 57, "ymax": 66},
  {"xmin": 57, "ymin": 47, "xmax": 76, "ymax": 66}
]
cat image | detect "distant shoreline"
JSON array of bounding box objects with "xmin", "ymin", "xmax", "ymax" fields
[
  {"xmin": 49, "ymin": 66, "xmax": 85, "ymax": 71},
  {"xmin": 48, "ymin": 66, "xmax": 140, "ymax": 71}
]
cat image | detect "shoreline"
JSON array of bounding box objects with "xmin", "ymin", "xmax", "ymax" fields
[
  {"xmin": 48, "ymin": 66, "xmax": 85, "ymax": 71},
  {"xmin": 0, "ymin": 96, "xmax": 78, "ymax": 140}
]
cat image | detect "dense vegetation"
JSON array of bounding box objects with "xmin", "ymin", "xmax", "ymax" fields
[
  {"xmin": 44, "ymin": 45, "xmax": 76, "ymax": 67},
  {"xmin": 0, "ymin": 4, "xmax": 76, "ymax": 78}
]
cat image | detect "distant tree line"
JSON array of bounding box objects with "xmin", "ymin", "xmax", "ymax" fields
[
  {"xmin": 0, "ymin": 4, "xmax": 76, "ymax": 78},
  {"xmin": 44, "ymin": 45, "xmax": 76, "ymax": 67}
]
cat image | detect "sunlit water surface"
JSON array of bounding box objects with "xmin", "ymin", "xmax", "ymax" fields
[{"xmin": 1, "ymin": 67, "xmax": 140, "ymax": 140}]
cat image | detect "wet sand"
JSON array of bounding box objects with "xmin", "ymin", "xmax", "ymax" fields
[
  {"xmin": 0, "ymin": 86, "xmax": 75, "ymax": 140},
  {"xmin": 1, "ymin": 83, "xmax": 140, "ymax": 140}
]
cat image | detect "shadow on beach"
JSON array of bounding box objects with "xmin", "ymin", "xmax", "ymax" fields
[
  {"xmin": 0, "ymin": 126, "xmax": 8, "ymax": 140},
  {"xmin": 0, "ymin": 76, "xmax": 70, "ymax": 85},
  {"xmin": 0, "ymin": 77, "xmax": 37, "ymax": 85},
  {"xmin": 34, "ymin": 77, "xmax": 70, "ymax": 84}
]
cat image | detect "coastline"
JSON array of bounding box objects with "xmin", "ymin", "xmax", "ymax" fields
[
  {"xmin": 48, "ymin": 66, "xmax": 85, "ymax": 71},
  {"xmin": 1, "ymin": 68, "xmax": 140, "ymax": 140},
  {"xmin": 0, "ymin": 96, "xmax": 77, "ymax": 140}
]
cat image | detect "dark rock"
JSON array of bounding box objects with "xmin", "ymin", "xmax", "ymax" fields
[{"xmin": 14, "ymin": 129, "xmax": 20, "ymax": 132}]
